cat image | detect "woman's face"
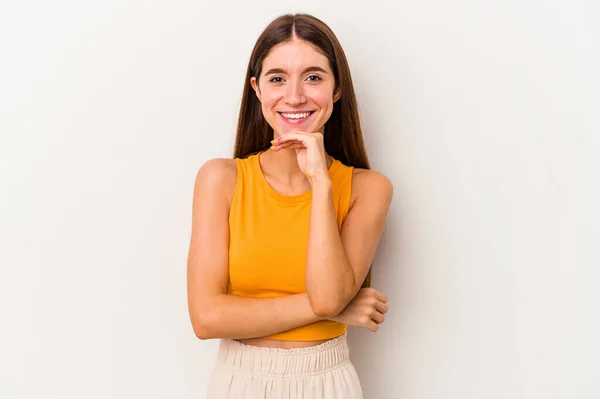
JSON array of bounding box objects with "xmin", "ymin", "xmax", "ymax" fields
[{"xmin": 251, "ymin": 38, "xmax": 340, "ymax": 136}]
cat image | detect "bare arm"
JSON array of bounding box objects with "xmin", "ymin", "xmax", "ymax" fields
[
  {"xmin": 306, "ymin": 169, "xmax": 393, "ymax": 317},
  {"xmin": 193, "ymin": 294, "xmax": 324, "ymax": 340},
  {"xmin": 186, "ymin": 158, "xmax": 325, "ymax": 340}
]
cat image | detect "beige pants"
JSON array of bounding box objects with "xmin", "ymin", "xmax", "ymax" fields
[{"xmin": 206, "ymin": 333, "xmax": 363, "ymax": 398}]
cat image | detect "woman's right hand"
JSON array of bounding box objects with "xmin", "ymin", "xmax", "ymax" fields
[{"xmin": 329, "ymin": 288, "xmax": 388, "ymax": 332}]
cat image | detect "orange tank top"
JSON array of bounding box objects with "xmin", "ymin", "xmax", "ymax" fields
[{"xmin": 228, "ymin": 151, "xmax": 354, "ymax": 341}]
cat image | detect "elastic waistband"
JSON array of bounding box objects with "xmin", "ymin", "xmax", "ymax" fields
[{"xmin": 216, "ymin": 333, "xmax": 350, "ymax": 377}]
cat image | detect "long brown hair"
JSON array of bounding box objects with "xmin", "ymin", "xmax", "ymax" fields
[{"xmin": 233, "ymin": 13, "xmax": 372, "ymax": 288}]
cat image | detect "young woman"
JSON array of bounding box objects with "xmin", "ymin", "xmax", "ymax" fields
[{"xmin": 187, "ymin": 13, "xmax": 393, "ymax": 399}]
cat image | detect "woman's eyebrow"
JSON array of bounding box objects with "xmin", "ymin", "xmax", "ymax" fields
[{"xmin": 264, "ymin": 66, "xmax": 329, "ymax": 75}]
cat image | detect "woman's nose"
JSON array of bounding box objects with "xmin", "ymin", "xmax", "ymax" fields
[{"xmin": 284, "ymin": 82, "xmax": 306, "ymax": 106}]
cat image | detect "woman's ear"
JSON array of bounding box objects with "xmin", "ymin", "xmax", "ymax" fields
[
  {"xmin": 333, "ymin": 89, "xmax": 341, "ymax": 103},
  {"xmin": 250, "ymin": 77, "xmax": 262, "ymax": 101}
]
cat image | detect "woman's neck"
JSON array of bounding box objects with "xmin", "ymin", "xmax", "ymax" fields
[{"xmin": 259, "ymin": 148, "xmax": 332, "ymax": 189}]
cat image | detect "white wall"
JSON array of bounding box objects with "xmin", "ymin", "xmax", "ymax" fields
[{"xmin": 1, "ymin": 1, "xmax": 598, "ymax": 398}]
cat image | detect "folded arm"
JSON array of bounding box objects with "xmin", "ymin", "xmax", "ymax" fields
[
  {"xmin": 187, "ymin": 158, "xmax": 326, "ymax": 340},
  {"xmin": 306, "ymin": 169, "xmax": 393, "ymax": 317}
]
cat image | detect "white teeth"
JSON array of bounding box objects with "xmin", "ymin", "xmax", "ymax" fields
[{"xmin": 281, "ymin": 112, "xmax": 311, "ymax": 119}]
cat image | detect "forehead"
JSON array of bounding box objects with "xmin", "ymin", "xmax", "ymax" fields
[{"xmin": 262, "ymin": 39, "xmax": 331, "ymax": 73}]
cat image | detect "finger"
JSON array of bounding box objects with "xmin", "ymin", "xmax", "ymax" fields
[
  {"xmin": 272, "ymin": 142, "xmax": 305, "ymax": 151},
  {"xmin": 272, "ymin": 139, "xmax": 304, "ymax": 148},
  {"xmin": 371, "ymin": 310, "xmax": 385, "ymax": 324},
  {"xmin": 274, "ymin": 144, "xmax": 305, "ymax": 152},
  {"xmin": 369, "ymin": 321, "xmax": 380, "ymax": 332},
  {"xmin": 374, "ymin": 300, "xmax": 388, "ymax": 314},
  {"xmin": 275, "ymin": 132, "xmax": 318, "ymax": 146},
  {"xmin": 375, "ymin": 291, "xmax": 388, "ymax": 303}
]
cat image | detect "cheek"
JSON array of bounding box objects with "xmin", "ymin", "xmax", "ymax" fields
[
  {"xmin": 259, "ymin": 94, "xmax": 278, "ymax": 118},
  {"xmin": 309, "ymin": 88, "xmax": 335, "ymax": 108},
  {"xmin": 258, "ymin": 88, "xmax": 279, "ymax": 108}
]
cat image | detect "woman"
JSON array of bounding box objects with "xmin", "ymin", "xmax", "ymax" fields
[{"xmin": 187, "ymin": 13, "xmax": 393, "ymax": 398}]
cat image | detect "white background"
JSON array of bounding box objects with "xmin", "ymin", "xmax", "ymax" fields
[{"xmin": 1, "ymin": 1, "xmax": 598, "ymax": 398}]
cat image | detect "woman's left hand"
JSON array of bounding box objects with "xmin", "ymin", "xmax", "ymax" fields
[{"xmin": 271, "ymin": 131, "xmax": 330, "ymax": 184}]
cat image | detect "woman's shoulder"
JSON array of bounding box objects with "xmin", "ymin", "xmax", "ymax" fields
[
  {"xmin": 196, "ymin": 157, "xmax": 237, "ymax": 180},
  {"xmin": 194, "ymin": 158, "xmax": 238, "ymax": 204},
  {"xmin": 351, "ymin": 167, "xmax": 393, "ymax": 192},
  {"xmin": 349, "ymin": 167, "xmax": 393, "ymax": 208}
]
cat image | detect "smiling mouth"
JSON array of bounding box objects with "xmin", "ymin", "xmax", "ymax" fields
[{"xmin": 277, "ymin": 111, "xmax": 316, "ymax": 124}]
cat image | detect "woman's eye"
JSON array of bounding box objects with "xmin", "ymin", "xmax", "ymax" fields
[
  {"xmin": 307, "ymin": 75, "xmax": 321, "ymax": 82},
  {"xmin": 269, "ymin": 77, "xmax": 283, "ymax": 83}
]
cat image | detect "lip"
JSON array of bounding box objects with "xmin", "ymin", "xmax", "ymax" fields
[{"xmin": 277, "ymin": 110, "xmax": 316, "ymax": 125}]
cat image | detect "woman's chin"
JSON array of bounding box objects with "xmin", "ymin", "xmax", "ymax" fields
[
  {"xmin": 273, "ymin": 126, "xmax": 294, "ymax": 136},
  {"xmin": 274, "ymin": 123, "xmax": 324, "ymax": 136}
]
